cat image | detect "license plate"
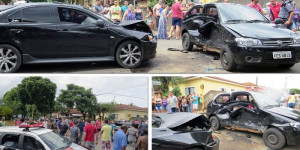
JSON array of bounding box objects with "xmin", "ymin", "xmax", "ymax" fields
[{"xmin": 273, "ymin": 51, "xmax": 292, "ymax": 59}]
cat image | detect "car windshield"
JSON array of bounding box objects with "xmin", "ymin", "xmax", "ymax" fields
[
  {"xmin": 39, "ymin": 131, "xmax": 71, "ymax": 150},
  {"xmin": 218, "ymin": 4, "xmax": 266, "ymax": 23},
  {"xmin": 252, "ymin": 92, "xmax": 279, "ymax": 109}
]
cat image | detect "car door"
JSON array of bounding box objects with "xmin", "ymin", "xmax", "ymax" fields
[
  {"xmin": 6, "ymin": 6, "xmax": 59, "ymax": 59},
  {"xmin": 228, "ymin": 93, "xmax": 262, "ymax": 131},
  {"xmin": 0, "ymin": 133, "xmax": 21, "ymax": 150},
  {"xmin": 21, "ymin": 135, "xmax": 46, "ymax": 150},
  {"xmin": 56, "ymin": 7, "xmax": 108, "ymax": 58}
]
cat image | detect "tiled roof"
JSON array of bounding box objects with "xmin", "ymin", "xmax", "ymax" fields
[
  {"xmin": 69, "ymin": 108, "xmax": 81, "ymax": 114},
  {"xmin": 205, "ymin": 76, "xmax": 246, "ymax": 86},
  {"xmin": 242, "ymin": 82, "xmax": 257, "ymax": 86},
  {"xmin": 114, "ymin": 104, "xmax": 147, "ymax": 112}
]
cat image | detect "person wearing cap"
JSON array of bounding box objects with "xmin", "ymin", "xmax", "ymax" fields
[{"xmin": 0, "ymin": 117, "xmax": 6, "ymax": 127}]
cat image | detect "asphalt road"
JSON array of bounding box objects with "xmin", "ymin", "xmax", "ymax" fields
[{"xmin": 18, "ymin": 31, "xmax": 300, "ymax": 73}]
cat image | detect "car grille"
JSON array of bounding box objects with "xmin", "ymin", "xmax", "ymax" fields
[{"xmin": 262, "ymin": 39, "xmax": 293, "ymax": 46}]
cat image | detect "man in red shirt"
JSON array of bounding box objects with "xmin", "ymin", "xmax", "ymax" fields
[
  {"xmin": 268, "ymin": 0, "xmax": 282, "ymax": 21},
  {"xmin": 168, "ymin": 0, "xmax": 187, "ymax": 40},
  {"xmin": 248, "ymin": 0, "xmax": 265, "ymax": 14},
  {"xmin": 81, "ymin": 119, "xmax": 99, "ymax": 150}
]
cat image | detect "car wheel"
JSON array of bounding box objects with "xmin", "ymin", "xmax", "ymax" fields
[
  {"xmin": 0, "ymin": 44, "xmax": 22, "ymax": 73},
  {"xmin": 210, "ymin": 116, "xmax": 220, "ymax": 131},
  {"xmin": 279, "ymin": 64, "xmax": 295, "ymax": 69},
  {"xmin": 263, "ymin": 128, "xmax": 286, "ymax": 150},
  {"xmin": 182, "ymin": 33, "xmax": 193, "ymax": 51},
  {"xmin": 186, "ymin": 147, "xmax": 204, "ymax": 150},
  {"xmin": 116, "ymin": 41, "xmax": 143, "ymax": 69},
  {"xmin": 220, "ymin": 47, "xmax": 236, "ymax": 71}
]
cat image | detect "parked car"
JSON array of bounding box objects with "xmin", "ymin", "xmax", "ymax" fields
[
  {"xmin": 0, "ymin": 3, "xmax": 157, "ymax": 73},
  {"xmin": 206, "ymin": 91, "xmax": 300, "ymax": 150},
  {"xmin": 152, "ymin": 113, "xmax": 219, "ymax": 150},
  {"xmin": 0, "ymin": 123, "xmax": 87, "ymax": 150},
  {"xmin": 182, "ymin": 3, "xmax": 300, "ymax": 71}
]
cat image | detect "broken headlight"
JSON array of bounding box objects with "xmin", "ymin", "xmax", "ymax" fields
[
  {"xmin": 235, "ymin": 38, "xmax": 262, "ymax": 47},
  {"xmin": 148, "ymin": 35, "xmax": 157, "ymax": 43},
  {"xmin": 290, "ymin": 122, "xmax": 300, "ymax": 129},
  {"xmin": 294, "ymin": 36, "xmax": 300, "ymax": 44}
]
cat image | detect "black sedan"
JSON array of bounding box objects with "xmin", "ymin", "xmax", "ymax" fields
[
  {"xmin": 206, "ymin": 91, "xmax": 300, "ymax": 150},
  {"xmin": 152, "ymin": 113, "xmax": 219, "ymax": 150},
  {"xmin": 182, "ymin": 3, "xmax": 300, "ymax": 71},
  {"xmin": 0, "ymin": 3, "xmax": 157, "ymax": 73}
]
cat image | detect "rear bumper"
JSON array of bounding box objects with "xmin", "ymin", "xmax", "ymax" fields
[
  {"xmin": 141, "ymin": 40, "xmax": 157, "ymax": 60},
  {"xmin": 231, "ymin": 44, "xmax": 300, "ymax": 65}
]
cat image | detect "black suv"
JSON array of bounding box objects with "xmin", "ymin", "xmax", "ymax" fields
[
  {"xmin": 182, "ymin": 3, "xmax": 300, "ymax": 71},
  {"xmin": 0, "ymin": 3, "xmax": 157, "ymax": 73},
  {"xmin": 206, "ymin": 91, "xmax": 300, "ymax": 149}
]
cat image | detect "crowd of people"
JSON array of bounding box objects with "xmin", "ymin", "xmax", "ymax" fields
[
  {"xmin": 1, "ymin": 117, "xmax": 148, "ymax": 150},
  {"xmin": 152, "ymin": 91, "xmax": 203, "ymax": 113}
]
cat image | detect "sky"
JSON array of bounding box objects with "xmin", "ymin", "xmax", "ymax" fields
[
  {"xmin": 0, "ymin": 75, "xmax": 149, "ymax": 107},
  {"xmin": 183, "ymin": 74, "xmax": 300, "ymax": 89}
]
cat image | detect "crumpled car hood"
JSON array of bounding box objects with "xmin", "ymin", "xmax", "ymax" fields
[
  {"xmin": 118, "ymin": 20, "xmax": 153, "ymax": 34},
  {"xmin": 224, "ymin": 23, "xmax": 296, "ymax": 39},
  {"xmin": 265, "ymin": 106, "xmax": 300, "ymax": 121},
  {"xmin": 153, "ymin": 112, "xmax": 210, "ymax": 129}
]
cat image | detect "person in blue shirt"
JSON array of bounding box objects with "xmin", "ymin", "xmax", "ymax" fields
[
  {"xmin": 113, "ymin": 125, "xmax": 128, "ymax": 150},
  {"xmin": 109, "ymin": 120, "xmax": 115, "ymax": 141},
  {"xmin": 121, "ymin": 1, "xmax": 129, "ymax": 17},
  {"xmin": 192, "ymin": 93, "xmax": 198, "ymax": 113},
  {"xmin": 56, "ymin": 118, "xmax": 62, "ymax": 133}
]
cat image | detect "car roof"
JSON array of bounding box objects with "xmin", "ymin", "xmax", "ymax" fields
[
  {"xmin": 194, "ymin": 3, "xmax": 248, "ymax": 7},
  {"xmin": 9, "ymin": 2, "xmax": 84, "ymax": 10},
  {"xmin": 0, "ymin": 126, "xmax": 52, "ymax": 135}
]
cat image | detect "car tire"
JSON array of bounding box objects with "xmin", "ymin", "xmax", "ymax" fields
[
  {"xmin": 263, "ymin": 128, "xmax": 286, "ymax": 150},
  {"xmin": 0, "ymin": 44, "xmax": 22, "ymax": 73},
  {"xmin": 182, "ymin": 33, "xmax": 193, "ymax": 51},
  {"xmin": 279, "ymin": 64, "xmax": 295, "ymax": 69},
  {"xmin": 220, "ymin": 47, "xmax": 236, "ymax": 71},
  {"xmin": 116, "ymin": 40, "xmax": 143, "ymax": 69},
  {"xmin": 210, "ymin": 116, "xmax": 220, "ymax": 131}
]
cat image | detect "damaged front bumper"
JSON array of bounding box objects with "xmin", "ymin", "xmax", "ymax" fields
[
  {"xmin": 230, "ymin": 44, "xmax": 300, "ymax": 65},
  {"xmin": 206, "ymin": 136, "xmax": 220, "ymax": 150},
  {"xmin": 141, "ymin": 38, "xmax": 157, "ymax": 60}
]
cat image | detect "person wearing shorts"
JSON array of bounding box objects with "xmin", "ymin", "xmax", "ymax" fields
[
  {"xmin": 168, "ymin": 0, "xmax": 187, "ymax": 40},
  {"xmin": 155, "ymin": 95, "xmax": 162, "ymax": 113}
]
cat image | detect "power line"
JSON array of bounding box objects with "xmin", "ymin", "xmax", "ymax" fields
[{"xmin": 94, "ymin": 83, "xmax": 147, "ymax": 94}]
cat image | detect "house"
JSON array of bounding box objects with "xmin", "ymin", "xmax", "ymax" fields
[
  {"xmin": 105, "ymin": 104, "xmax": 148, "ymax": 122},
  {"xmin": 172, "ymin": 76, "xmax": 247, "ymax": 96},
  {"xmin": 243, "ymin": 82, "xmax": 265, "ymax": 92}
]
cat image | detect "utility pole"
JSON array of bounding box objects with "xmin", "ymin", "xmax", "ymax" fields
[{"xmin": 256, "ymin": 76, "xmax": 258, "ymax": 91}]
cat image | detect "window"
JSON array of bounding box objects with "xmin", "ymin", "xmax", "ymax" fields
[
  {"xmin": 8, "ymin": 10, "xmax": 21, "ymax": 23},
  {"xmin": 1, "ymin": 134, "xmax": 20, "ymax": 149},
  {"xmin": 23, "ymin": 136, "xmax": 45, "ymax": 150},
  {"xmin": 231, "ymin": 89, "xmax": 235, "ymax": 92},
  {"xmin": 220, "ymin": 88, "xmax": 226, "ymax": 92},
  {"xmin": 22, "ymin": 7, "xmax": 52, "ymax": 23},
  {"xmin": 58, "ymin": 8, "xmax": 97, "ymax": 26},
  {"xmin": 112, "ymin": 114, "xmax": 119, "ymax": 120},
  {"xmin": 233, "ymin": 94, "xmax": 254, "ymax": 102},
  {"xmin": 185, "ymin": 87, "xmax": 195, "ymax": 96},
  {"xmin": 136, "ymin": 115, "xmax": 140, "ymax": 118},
  {"xmin": 215, "ymin": 95, "xmax": 230, "ymax": 104}
]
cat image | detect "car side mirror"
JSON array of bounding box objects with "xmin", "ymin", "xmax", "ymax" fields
[
  {"xmin": 96, "ymin": 19, "xmax": 105, "ymax": 28},
  {"xmin": 274, "ymin": 19, "xmax": 284, "ymax": 24}
]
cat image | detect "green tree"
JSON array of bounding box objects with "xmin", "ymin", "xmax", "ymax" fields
[
  {"xmin": 25, "ymin": 104, "xmax": 41, "ymax": 119},
  {"xmin": 95, "ymin": 102, "xmax": 115, "ymax": 119},
  {"xmin": 0, "ymin": 97, "xmax": 4, "ymax": 105},
  {"xmin": 3, "ymin": 87, "xmax": 23, "ymax": 117},
  {"xmin": 290, "ymin": 88, "xmax": 300, "ymax": 94},
  {"xmin": 57, "ymin": 84, "xmax": 97, "ymax": 120},
  {"xmin": 152, "ymin": 76, "xmax": 185, "ymax": 96},
  {"xmin": 17, "ymin": 76, "xmax": 57, "ymax": 116},
  {"xmin": 53, "ymin": 101, "xmax": 70, "ymax": 118},
  {"xmin": 0, "ymin": 106, "xmax": 13, "ymax": 119},
  {"xmin": 149, "ymin": 0, "xmax": 175, "ymax": 7},
  {"xmin": 172, "ymin": 86, "xmax": 182, "ymax": 97}
]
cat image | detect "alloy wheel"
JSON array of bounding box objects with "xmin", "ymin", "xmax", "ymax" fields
[
  {"xmin": 211, "ymin": 119, "xmax": 216, "ymax": 127},
  {"xmin": 119, "ymin": 44, "xmax": 141, "ymax": 67},
  {"xmin": 222, "ymin": 52, "xmax": 229, "ymax": 65},
  {"xmin": 0, "ymin": 48, "xmax": 18, "ymax": 72}
]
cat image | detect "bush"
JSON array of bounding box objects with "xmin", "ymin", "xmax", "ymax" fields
[
  {"xmin": 172, "ymin": 87, "xmax": 182, "ymax": 97},
  {"xmin": 0, "ymin": 106, "xmax": 13, "ymax": 120}
]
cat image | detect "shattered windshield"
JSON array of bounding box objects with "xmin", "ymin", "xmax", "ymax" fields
[
  {"xmin": 252, "ymin": 93, "xmax": 279, "ymax": 109},
  {"xmin": 218, "ymin": 4, "xmax": 266, "ymax": 23}
]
